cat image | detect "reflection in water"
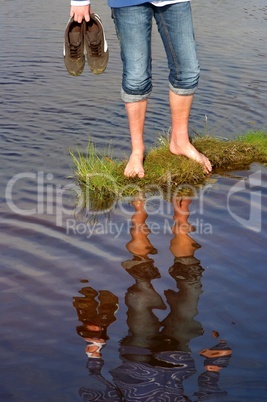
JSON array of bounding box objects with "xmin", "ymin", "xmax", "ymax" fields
[
  {"xmin": 73, "ymin": 287, "xmax": 119, "ymax": 351},
  {"xmin": 73, "ymin": 287, "xmax": 120, "ymax": 400},
  {"xmin": 196, "ymin": 340, "xmax": 233, "ymax": 401},
  {"xmin": 73, "ymin": 197, "xmax": 232, "ymax": 401},
  {"xmin": 162, "ymin": 197, "xmax": 204, "ymax": 353}
]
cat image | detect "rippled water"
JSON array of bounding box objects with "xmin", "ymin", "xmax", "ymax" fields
[{"xmin": 1, "ymin": 0, "xmax": 267, "ymax": 401}]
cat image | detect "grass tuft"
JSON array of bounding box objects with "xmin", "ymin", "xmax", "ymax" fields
[{"xmin": 70, "ymin": 131, "xmax": 267, "ymax": 211}]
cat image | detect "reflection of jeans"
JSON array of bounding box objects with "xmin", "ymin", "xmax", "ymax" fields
[
  {"xmin": 111, "ymin": 350, "xmax": 196, "ymax": 401},
  {"xmin": 111, "ymin": 2, "xmax": 200, "ymax": 102}
]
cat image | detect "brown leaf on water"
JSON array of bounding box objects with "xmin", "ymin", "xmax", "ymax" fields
[{"xmin": 212, "ymin": 330, "xmax": 220, "ymax": 338}]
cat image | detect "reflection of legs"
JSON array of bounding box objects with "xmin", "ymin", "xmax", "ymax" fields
[
  {"xmin": 162, "ymin": 196, "xmax": 204, "ymax": 351},
  {"xmin": 170, "ymin": 197, "xmax": 201, "ymax": 261},
  {"xmin": 122, "ymin": 199, "xmax": 164, "ymax": 343},
  {"xmin": 170, "ymin": 198, "xmax": 200, "ymax": 259},
  {"xmin": 124, "ymin": 279, "xmax": 166, "ymax": 350},
  {"xmin": 126, "ymin": 197, "xmax": 157, "ymax": 258},
  {"xmin": 117, "ymin": 196, "xmax": 198, "ymax": 400},
  {"xmin": 161, "ymin": 261, "xmax": 204, "ymax": 352}
]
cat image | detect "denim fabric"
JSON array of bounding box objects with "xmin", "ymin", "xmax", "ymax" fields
[{"xmin": 112, "ymin": 2, "xmax": 200, "ymax": 103}]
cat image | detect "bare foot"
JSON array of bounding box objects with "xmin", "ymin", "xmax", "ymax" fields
[
  {"xmin": 124, "ymin": 151, "xmax": 145, "ymax": 178},
  {"xmin": 170, "ymin": 140, "xmax": 212, "ymax": 174}
]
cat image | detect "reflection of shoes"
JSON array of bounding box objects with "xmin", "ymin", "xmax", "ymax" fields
[
  {"xmin": 78, "ymin": 287, "xmax": 98, "ymax": 298},
  {"xmin": 73, "ymin": 299, "xmax": 99, "ymax": 323},
  {"xmin": 63, "ymin": 17, "xmax": 85, "ymax": 76},
  {"xmin": 98, "ymin": 290, "xmax": 118, "ymax": 306},
  {"xmin": 84, "ymin": 13, "xmax": 109, "ymax": 74},
  {"xmin": 73, "ymin": 287, "xmax": 119, "ymax": 335},
  {"xmin": 98, "ymin": 290, "xmax": 119, "ymax": 326},
  {"xmin": 73, "ymin": 286, "xmax": 98, "ymax": 323}
]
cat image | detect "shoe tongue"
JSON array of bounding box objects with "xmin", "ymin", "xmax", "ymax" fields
[
  {"xmin": 69, "ymin": 32, "xmax": 82, "ymax": 46},
  {"xmin": 87, "ymin": 31, "xmax": 99, "ymax": 44}
]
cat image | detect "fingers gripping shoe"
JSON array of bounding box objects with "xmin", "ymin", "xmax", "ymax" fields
[
  {"xmin": 83, "ymin": 13, "xmax": 109, "ymax": 75},
  {"xmin": 64, "ymin": 17, "xmax": 85, "ymax": 76}
]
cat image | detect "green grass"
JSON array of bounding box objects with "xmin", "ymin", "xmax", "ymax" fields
[
  {"xmin": 70, "ymin": 131, "xmax": 267, "ymax": 211},
  {"xmin": 238, "ymin": 131, "xmax": 267, "ymax": 158}
]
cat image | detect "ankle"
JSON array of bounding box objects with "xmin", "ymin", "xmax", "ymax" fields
[
  {"xmin": 131, "ymin": 148, "xmax": 145, "ymax": 156},
  {"xmin": 170, "ymin": 136, "xmax": 191, "ymax": 149}
]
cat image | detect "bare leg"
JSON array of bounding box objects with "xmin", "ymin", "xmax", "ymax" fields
[
  {"xmin": 124, "ymin": 100, "xmax": 147, "ymax": 178},
  {"xmin": 169, "ymin": 92, "xmax": 212, "ymax": 173}
]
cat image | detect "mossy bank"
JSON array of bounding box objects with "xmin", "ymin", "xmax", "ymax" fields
[{"xmin": 70, "ymin": 131, "xmax": 267, "ymax": 211}]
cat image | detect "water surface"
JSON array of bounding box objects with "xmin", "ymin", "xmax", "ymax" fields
[{"xmin": 1, "ymin": 0, "xmax": 267, "ymax": 401}]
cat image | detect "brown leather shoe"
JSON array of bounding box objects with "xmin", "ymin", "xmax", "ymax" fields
[
  {"xmin": 64, "ymin": 17, "xmax": 85, "ymax": 76},
  {"xmin": 83, "ymin": 13, "xmax": 109, "ymax": 75}
]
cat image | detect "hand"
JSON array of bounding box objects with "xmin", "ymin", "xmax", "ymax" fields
[{"xmin": 70, "ymin": 5, "xmax": 91, "ymax": 23}]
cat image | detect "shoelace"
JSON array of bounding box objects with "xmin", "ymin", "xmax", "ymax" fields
[
  {"xmin": 70, "ymin": 43, "xmax": 83, "ymax": 59},
  {"xmin": 89, "ymin": 41, "xmax": 101, "ymax": 57}
]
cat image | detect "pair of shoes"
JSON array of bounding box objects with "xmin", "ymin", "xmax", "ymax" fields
[{"xmin": 63, "ymin": 13, "xmax": 109, "ymax": 76}]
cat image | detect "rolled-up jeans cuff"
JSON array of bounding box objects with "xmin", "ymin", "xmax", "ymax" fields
[
  {"xmin": 169, "ymin": 82, "xmax": 198, "ymax": 96},
  {"xmin": 121, "ymin": 88, "xmax": 152, "ymax": 103}
]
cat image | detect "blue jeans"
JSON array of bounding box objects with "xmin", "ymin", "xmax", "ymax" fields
[{"xmin": 111, "ymin": 2, "xmax": 200, "ymax": 102}]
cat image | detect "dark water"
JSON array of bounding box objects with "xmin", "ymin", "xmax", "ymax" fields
[{"xmin": 1, "ymin": 0, "xmax": 267, "ymax": 401}]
